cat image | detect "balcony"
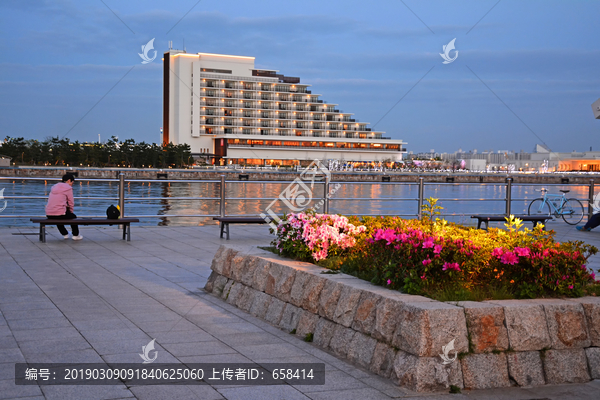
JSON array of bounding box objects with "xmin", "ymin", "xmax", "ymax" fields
[{"xmin": 227, "ymin": 143, "xmax": 403, "ymax": 151}]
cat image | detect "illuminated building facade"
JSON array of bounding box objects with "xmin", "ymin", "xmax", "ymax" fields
[{"xmin": 163, "ymin": 49, "xmax": 406, "ymax": 166}]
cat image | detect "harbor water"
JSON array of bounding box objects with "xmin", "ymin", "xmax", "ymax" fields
[{"xmin": 0, "ymin": 179, "xmax": 593, "ymax": 227}]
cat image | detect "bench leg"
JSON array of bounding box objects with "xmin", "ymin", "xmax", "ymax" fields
[
  {"xmin": 220, "ymin": 222, "xmax": 225, "ymax": 239},
  {"xmin": 122, "ymin": 224, "xmax": 127, "ymax": 241},
  {"xmin": 225, "ymin": 223, "xmax": 230, "ymax": 240},
  {"xmin": 477, "ymin": 220, "xmax": 482, "ymax": 229},
  {"xmin": 127, "ymin": 224, "xmax": 131, "ymax": 241},
  {"xmin": 39, "ymin": 224, "xmax": 46, "ymax": 243}
]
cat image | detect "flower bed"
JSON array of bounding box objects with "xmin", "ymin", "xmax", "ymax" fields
[{"xmin": 271, "ymin": 212, "xmax": 598, "ymax": 300}]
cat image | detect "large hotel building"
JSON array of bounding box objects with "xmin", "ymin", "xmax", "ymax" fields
[{"xmin": 163, "ymin": 49, "xmax": 407, "ymax": 166}]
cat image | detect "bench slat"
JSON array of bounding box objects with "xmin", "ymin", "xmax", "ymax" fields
[
  {"xmin": 31, "ymin": 218, "xmax": 140, "ymax": 225},
  {"xmin": 471, "ymin": 214, "xmax": 552, "ymax": 230},
  {"xmin": 31, "ymin": 218, "xmax": 139, "ymax": 242},
  {"xmin": 212, "ymin": 217, "xmax": 268, "ymax": 240}
]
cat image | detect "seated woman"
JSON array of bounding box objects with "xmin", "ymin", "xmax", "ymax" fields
[
  {"xmin": 45, "ymin": 173, "xmax": 83, "ymax": 240},
  {"xmin": 577, "ymin": 212, "xmax": 600, "ymax": 232}
]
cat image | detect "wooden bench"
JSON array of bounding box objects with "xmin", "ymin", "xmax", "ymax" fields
[
  {"xmin": 30, "ymin": 218, "xmax": 140, "ymax": 243},
  {"xmin": 213, "ymin": 217, "xmax": 267, "ymax": 240},
  {"xmin": 471, "ymin": 214, "xmax": 553, "ymax": 230}
]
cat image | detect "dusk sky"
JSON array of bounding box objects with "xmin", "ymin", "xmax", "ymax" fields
[{"xmin": 1, "ymin": 0, "xmax": 598, "ymax": 153}]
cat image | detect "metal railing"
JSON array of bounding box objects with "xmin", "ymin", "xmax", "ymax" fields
[{"xmin": 0, "ymin": 176, "xmax": 595, "ymax": 222}]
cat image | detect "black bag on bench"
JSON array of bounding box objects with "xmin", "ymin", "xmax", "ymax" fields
[{"xmin": 106, "ymin": 205, "xmax": 120, "ymax": 219}]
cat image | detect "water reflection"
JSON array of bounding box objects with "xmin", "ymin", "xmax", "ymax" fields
[{"xmin": 0, "ymin": 179, "xmax": 594, "ymax": 227}]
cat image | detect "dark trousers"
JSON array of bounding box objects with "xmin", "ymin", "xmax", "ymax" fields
[
  {"xmin": 46, "ymin": 212, "xmax": 79, "ymax": 236},
  {"xmin": 584, "ymin": 213, "xmax": 600, "ymax": 230}
]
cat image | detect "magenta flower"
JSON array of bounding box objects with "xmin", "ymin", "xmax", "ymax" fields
[
  {"xmin": 422, "ymin": 258, "xmax": 432, "ymax": 266},
  {"xmin": 492, "ymin": 247, "xmax": 504, "ymax": 257},
  {"xmin": 514, "ymin": 247, "xmax": 531, "ymax": 257},
  {"xmin": 442, "ymin": 262, "xmax": 461, "ymax": 272},
  {"xmin": 422, "ymin": 237, "xmax": 435, "ymax": 249},
  {"xmin": 433, "ymin": 244, "xmax": 443, "ymax": 254},
  {"xmin": 387, "ymin": 279, "xmax": 392, "ymax": 285},
  {"xmin": 569, "ymin": 285, "xmax": 574, "ymax": 289},
  {"xmin": 500, "ymin": 252, "xmax": 519, "ymax": 265}
]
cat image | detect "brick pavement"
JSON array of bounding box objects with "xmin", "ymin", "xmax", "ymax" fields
[{"xmin": 0, "ymin": 222, "xmax": 599, "ymax": 399}]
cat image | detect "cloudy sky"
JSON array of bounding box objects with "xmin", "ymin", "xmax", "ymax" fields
[{"xmin": 1, "ymin": 0, "xmax": 598, "ymax": 153}]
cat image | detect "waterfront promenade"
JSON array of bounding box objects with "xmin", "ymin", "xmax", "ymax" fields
[{"xmin": 1, "ymin": 222, "xmax": 600, "ymax": 399}]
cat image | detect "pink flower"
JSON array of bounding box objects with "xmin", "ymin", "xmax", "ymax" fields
[
  {"xmin": 492, "ymin": 247, "xmax": 504, "ymax": 257},
  {"xmin": 422, "ymin": 259, "xmax": 432, "ymax": 266},
  {"xmin": 422, "ymin": 237, "xmax": 435, "ymax": 249},
  {"xmin": 420, "ymin": 274, "xmax": 427, "ymax": 280},
  {"xmin": 514, "ymin": 247, "xmax": 531, "ymax": 257},
  {"xmin": 569, "ymin": 285, "xmax": 574, "ymax": 289},
  {"xmin": 442, "ymin": 262, "xmax": 461, "ymax": 272},
  {"xmin": 433, "ymin": 244, "xmax": 443, "ymax": 254},
  {"xmin": 591, "ymin": 272, "xmax": 596, "ymax": 281},
  {"xmin": 542, "ymin": 249, "xmax": 550, "ymax": 258},
  {"xmin": 387, "ymin": 279, "xmax": 392, "ymax": 285},
  {"xmin": 500, "ymin": 252, "xmax": 519, "ymax": 265}
]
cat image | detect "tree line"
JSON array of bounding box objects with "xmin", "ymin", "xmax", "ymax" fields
[{"xmin": 1, "ymin": 136, "xmax": 193, "ymax": 168}]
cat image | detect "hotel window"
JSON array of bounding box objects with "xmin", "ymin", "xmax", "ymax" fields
[
  {"xmin": 284, "ymin": 141, "xmax": 300, "ymax": 146},
  {"xmin": 250, "ymin": 140, "xmax": 263, "ymax": 145},
  {"xmin": 325, "ymin": 143, "xmax": 335, "ymax": 147}
]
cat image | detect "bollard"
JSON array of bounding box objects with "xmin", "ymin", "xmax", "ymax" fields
[
  {"xmin": 418, "ymin": 177, "xmax": 424, "ymax": 220},
  {"xmin": 118, "ymin": 173, "xmax": 125, "ymax": 218},
  {"xmin": 505, "ymin": 178, "xmax": 513, "ymax": 216},
  {"xmin": 589, "ymin": 179, "xmax": 595, "ymax": 219},
  {"xmin": 220, "ymin": 175, "xmax": 226, "ymax": 218},
  {"xmin": 324, "ymin": 176, "xmax": 330, "ymax": 214}
]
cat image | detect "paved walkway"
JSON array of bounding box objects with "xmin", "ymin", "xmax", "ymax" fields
[{"xmin": 1, "ymin": 222, "xmax": 600, "ymax": 400}]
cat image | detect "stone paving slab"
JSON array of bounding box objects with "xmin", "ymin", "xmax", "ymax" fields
[{"xmin": 1, "ymin": 224, "xmax": 600, "ymax": 399}]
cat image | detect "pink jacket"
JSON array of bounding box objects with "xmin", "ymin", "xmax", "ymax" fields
[{"xmin": 45, "ymin": 182, "xmax": 74, "ymax": 216}]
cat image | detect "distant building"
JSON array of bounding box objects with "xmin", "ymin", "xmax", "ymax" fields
[
  {"xmin": 0, "ymin": 155, "xmax": 11, "ymax": 167},
  {"xmin": 592, "ymin": 98, "xmax": 600, "ymax": 119},
  {"xmin": 163, "ymin": 49, "xmax": 406, "ymax": 166}
]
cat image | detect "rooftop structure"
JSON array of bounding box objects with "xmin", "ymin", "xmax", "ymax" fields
[{"xmin": 163, "ymin": 49, "xmax": 406, "ymax": 166}]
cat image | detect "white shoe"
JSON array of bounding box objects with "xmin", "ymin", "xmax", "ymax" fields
[
  {"xmin": 63, "ymin": 234, "xmax": 70, "ymax": 239},
  {"xmin": 72, "ymin": 235, "xmax": 83, "ymax": 241}
]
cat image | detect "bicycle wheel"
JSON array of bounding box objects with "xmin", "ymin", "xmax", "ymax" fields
[
  {"xmin": 562, "ymin": 198, "xmax": 584, "ymax": 225},
  {"xmin": 528, "ymin": 198, "xmax": 551, "ymax": 216}
]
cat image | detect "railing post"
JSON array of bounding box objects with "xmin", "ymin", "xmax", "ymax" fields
[
  {"xmin": 418, "ymin": 177, "xmax": 424, "ymax": 220},
  {"xmin": 505, "ymin": 177, "xmax": 513, "ymax": 216},
  {"xmin": 220, "ymin": 175, "xmax": 226, "ymax": 218},
  {"xmin": 589, "ymin": 179, "xmax": 595, "ymax": 219},
  {"xmin": 324, "ymin": 176, "xmax": 330, "ymax": 214},
  {"xmin": 118, "ymin": 173, "xmax": 125, "ymax": 218}
]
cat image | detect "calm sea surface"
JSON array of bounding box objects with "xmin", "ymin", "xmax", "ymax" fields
[{"xmin": 0, "ymin": 179, "xmax": 593, "ymax": 227}]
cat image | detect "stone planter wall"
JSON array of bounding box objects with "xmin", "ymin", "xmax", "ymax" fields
[{"xmin": 205, "ymin": 245, "xmax": 600, "ymax": 392}]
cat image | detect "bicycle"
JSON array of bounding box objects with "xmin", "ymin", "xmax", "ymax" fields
[{"xmin": 528, "ymin": 189, "xmax": 584, "ymax": 225}]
